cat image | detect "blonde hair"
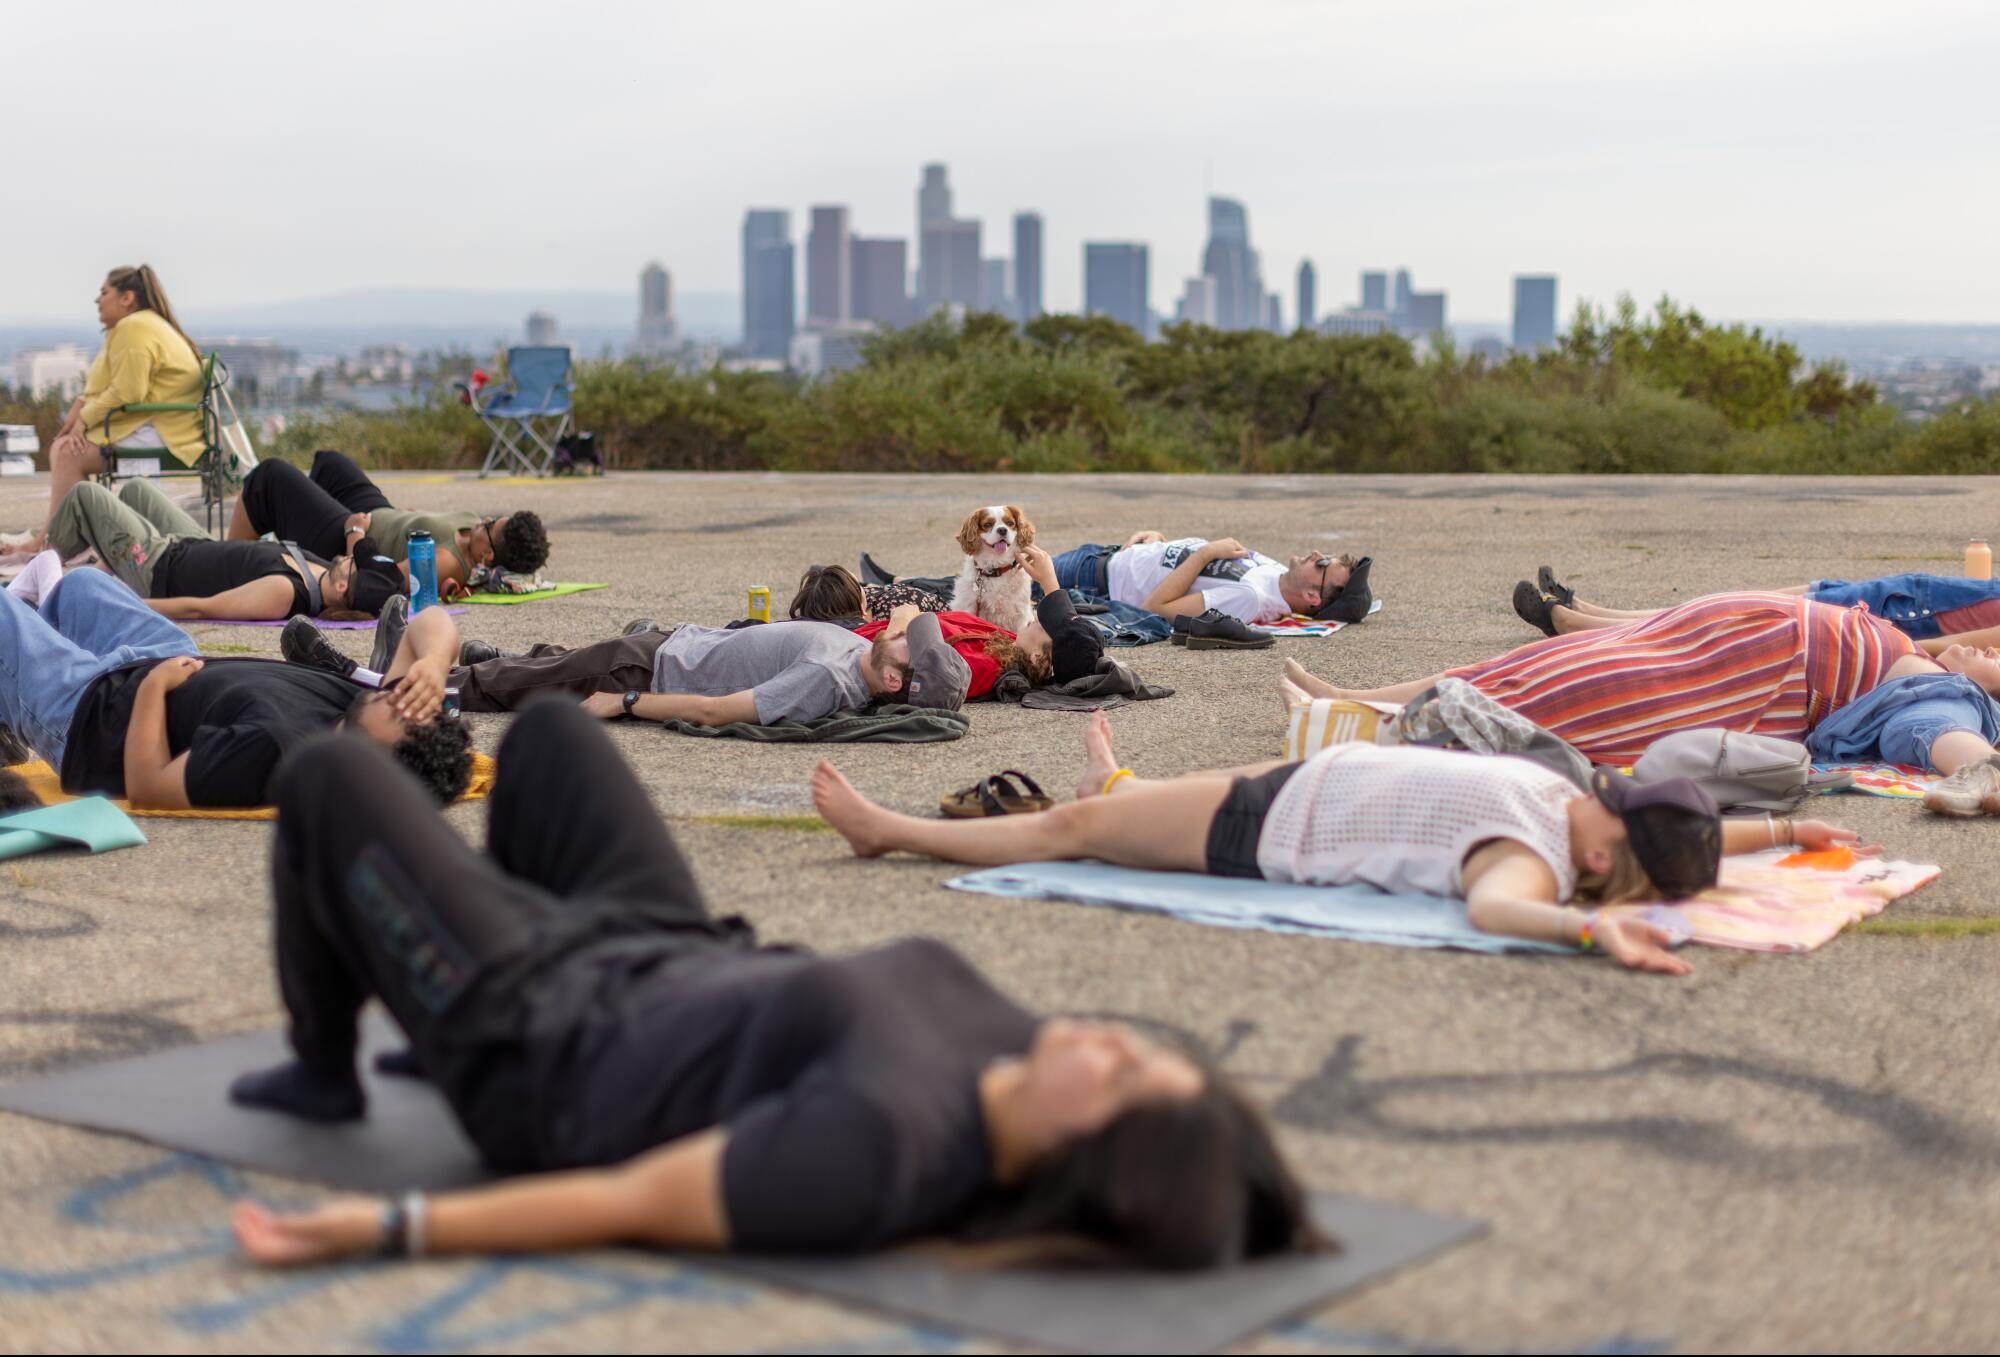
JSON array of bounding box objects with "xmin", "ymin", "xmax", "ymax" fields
[
  {"xmin": 105, "ymin": 265, "xmax": 200, "ymax": 364},
  {"xmin": 1573, "ymin": 838, "xmax": 1658, "ymax": 905}
]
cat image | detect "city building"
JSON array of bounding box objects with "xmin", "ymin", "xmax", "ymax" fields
[
  {"xmin": 1084, "ymin": 242, "xmax": 1150, "ymax": 334},
  {"xmin": 9, "ymin": 343, "xmax": 91, "ymax": 399},
  {"xmin": 1392, "ymin": 268, "xmax": 1413, "ymax": 325},
  {"xmin": 919, "ymin": 217, "xmax": 981, "ymax": 312},
  {"xmin": 980, "ymin": 259, "xmax": 1010, "ymax": 317},
  {"xmin": 206, "ymin": 338, "xmax": 303, "ymax": 406},
  {"xmin": 915, "ymin": 163, "xmax": 952, "ymax": 304},
  {"xmin": 789, "ymin": 325, "xmax": 873, "ymax": 380},
  {"xmin": 354, "ymin": 342, "xmax": 417, "ymax": 382},
  {"xmin": 1471, "ymin": 336, "xmax": 1507, "ymax": 364},
  {"xmin": 807, "ymin": 206, "xmax": 853, "ymax": 327},
  {"xmin": 1013, "ymin": 212, "xmax": 1044, "ymax": 321},
  {"xmin": 636, "ymin": 262, "xmax": 678, "ymax": 356},
  {"xmin": 525, "ymin": 310, "xmax": 558, "ymax": 345},
  {"xmin": 1262, "ymin": 294, "xmax": 1283, "ymax": 332},
  {"xmin": 1512, "ymin": 274, "xmax": 1559, "ymax": 353},
  {"xmin": 1404, "ymin": 290, "xmax": 1447, "ymax": 337},
  {"xmin": 1360, "ymin": 271, "xmax": 1388, "ymax": 313},
  {"xmin": 850, "ymin": 236, "xmax": 911, "ymax": 328},
  {"xmin": 742, "ymin": 209, "xmax": 796, "ymax": 361},
  {"xmin": 1296, "ymin": 260, "xmax": 1316, "ymax": 333},
  {"xmin": 1176, "ymin": 275, "xmax": 1219, "ymax": 327},
  {"xmin": 1321, "ymin": 312, "xmax": 1390, "ymax": 337},
  {"xmin": 1200, "ymin": 196, "xmax": 1265, "ymax": 331}
]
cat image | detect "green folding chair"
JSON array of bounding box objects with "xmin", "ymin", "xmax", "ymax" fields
[{"xmin": 94, "ymin": 353, "xmax": 257, "ymax": 535}]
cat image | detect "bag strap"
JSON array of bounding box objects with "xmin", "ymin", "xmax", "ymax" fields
[{"xmin": 281, "ymin": 540, "xmax": 323, "ymax": 617}]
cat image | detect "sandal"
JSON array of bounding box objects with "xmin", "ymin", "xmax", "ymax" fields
[
  {"xmin": 940, "ymin": 770, "xmax": 1056, "ymax": 818},
  {"xmin": 1512, "ymin": 580, "xmax": 1559, "ymax": 638},
  {"xmin": 1536, "ymin": 565, "xmax": 1576, "ymax": 608}
]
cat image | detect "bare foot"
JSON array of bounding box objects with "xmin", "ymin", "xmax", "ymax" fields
[
  {"xmin": 1077, "ymin": 710, "xmax": 1120, "ymax": 800},
  {"xmin": 810, "ymin": 760, "xmax": 894, "ymax": 858},
  {"xmin": 1278, "ymin": 673, "xmax": 1311, "ymax": 715},
  {"xmin": 1282, "ymin": 657, "xmax": 1347, "ymax": 700}
]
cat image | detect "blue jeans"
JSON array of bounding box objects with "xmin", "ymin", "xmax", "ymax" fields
[
  {"xmin": 1052, "ymin": 544, "xmax": 1115, "ymax": 595},
  {"xmin": 1808, "ymin": 574, "xmax": 2000, "ymax": 641},
  {"xmin": 0, "ymin": 570, "xmax": 196, "ymax": 770}
]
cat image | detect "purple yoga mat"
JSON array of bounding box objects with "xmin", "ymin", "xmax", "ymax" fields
[{"xmin": 191, "ymin": 606, "xmax": 467, "ymax": 630}]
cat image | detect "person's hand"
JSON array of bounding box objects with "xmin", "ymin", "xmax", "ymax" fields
[
  {"xmin": 580, "ymin": 691, "xmax": 627, "ymax": 720},
  {"xmin": 1594, "ymin": 911, "xmax": 1693, "ymax": 976},
  {"xmin": 1789, "ymin": 821, "xmax": 1882, "ymax": 856},
  {"xmin": 390, "ymin": 655, "xmax": 448, "ymax": 722},
  {"xmin": 143, "ymin": 656, "xmax": 203, "ymax": 693},
  {"xmin": 1203, "ymin": 537, "xmax": 1249, "ymax": 561},
  {"xmin": 885, "ymin": 602, "xmax": 922, "ymax": 638},
  {"xmin": 1018, "ymin": 544, "xmax": 1060, "ymax": 592},
  {"xmin": 232, "ymin": 1197, "xmax": 383, "ymax": 1267}
]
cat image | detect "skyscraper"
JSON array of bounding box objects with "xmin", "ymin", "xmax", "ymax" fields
[
  {"xmin": 1176, "ymin": 276, "xmax": 1219, "ymax": 327},
  {"xmin": 525, "ymin": 310, "xmax": 558, "ymax": 345},
  {"xmin": 806, "ymin": 206, "xmax": 853, "ymax": 326},
  {"xmin": 1512, "ymin": 274, "xmax": 1559, "ymax": 352},
  {"xmin": 636, "ymin": 262, "xmax": 677, "ymax": 355},
  {"xmin": 1200, "ymin": 197, "xmax": 1264, "ymax": 331},
  {"xmin": 850, "ymin": 236, "xmax": 911, "ymax": 328},
  {"xmin": 1392, "ymin": 268, "xmax": 1413, "ymax": 326},
  {"xmin": 915, "ymin": 164, "xmax": 952, "ymax": 304},
  {"xmin": 1295, "ymin": 260, "xmax": 1316, "ymax": 333},
  {"xmin": 1361, "ymin": 271, "xmax": 1388, "ymax": 312},
  {"xmin": 980, "ymin": 259, "xmax": 1010, "ymax": 317},
  {"xmin": 1263, "ymin": 294, "xmax": 1283, "ymax": 333},
  {"xmin": 1084, "ymin": 243, "xmax": 1149, "ymax": 334},
  {"xmin": 919, "ymin": 218, "xmax": 981, "ymax": 312},
  {"xmin": 742, "ymin": 209, "xmax": 796, "ymax": 361},
  {"xmin": 1404, "ymin": 290, "xmax": 1447, "ymax": 337},
  {"xmin": 1013, "ymin": 212, "xmax": 1044, "ymax": 321}
]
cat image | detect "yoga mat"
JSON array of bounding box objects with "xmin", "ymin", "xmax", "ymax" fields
[
  {"xmin": 0, "ymin": 1016, "xmax": 1483, "ymax": 1355},
  {"xmin": 2, "ymin": 753, "xmax": 496, "ymax": 821},
  {"xmin": 462, "ymin": 582, "xmax": 608, "ymax": 605},
  {"xmin": 191, "ymin": 607, "xmax": 466, "ymax": 631},
  {"xmin": 0, "ymin": 795, "xmax": 146, "ymax": 860},
  {"xmin": 1254, "ymin": 598, "xmax": 1384, "ymax": 636}
]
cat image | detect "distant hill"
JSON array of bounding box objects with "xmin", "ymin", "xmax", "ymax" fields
[{"xmin": 183, "ymin": 287, "xmax": 741, "ymax": 338}]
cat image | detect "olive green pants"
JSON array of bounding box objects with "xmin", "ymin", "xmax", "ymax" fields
[{"xmin": 47, "ymin": 479, "xmax": 208, "ymax": 597}]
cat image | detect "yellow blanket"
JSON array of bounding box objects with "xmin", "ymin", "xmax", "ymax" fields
[{"xmin": 4, "ymin": 753, "xmax": 496, "ymax": 821}]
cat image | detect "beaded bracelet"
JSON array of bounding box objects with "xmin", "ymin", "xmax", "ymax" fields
[{"xmin": 1576, "ymin": 911, "xmax": 1598, "ymax": 951}]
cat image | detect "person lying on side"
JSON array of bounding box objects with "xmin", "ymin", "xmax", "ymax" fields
[
  {"xmin": 227, "ymin": 701, "xmax": 1323, "ymax": 1272},
  {"xmin": 813, "ymin": 714, "xmax": 1872, "ymax": 978},
  {"xmin": 0, "ymin": 569, "xmax": 470, "ymax": 810},
  {"xmin": 1289, "ymin": 590, "xmax": 2000, "ymax": 817},
  {"xmin": 48, "ymin": 479, "xmax": 403, "ymax": 622}
]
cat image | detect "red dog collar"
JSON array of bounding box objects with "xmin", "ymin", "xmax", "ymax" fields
[{"xmin": 977, "ymin": 561, "xmax": 1019, "ymax": 579}]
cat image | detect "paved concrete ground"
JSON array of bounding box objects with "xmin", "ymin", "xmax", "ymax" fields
[{"xmin": 3, "ymin": 470, "xmax": 2000, "ymax": 1354}]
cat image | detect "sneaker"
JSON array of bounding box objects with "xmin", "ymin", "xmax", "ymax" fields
[
  {"xmin": 1922, "ymin": 758, "xmax": 2000, "ymax": 818},
  {"xmin": 1513, "ymin": 580, "xmax": 1559, "ymax": 638},
  {"xmin": 457, "ymin": 639, "xmax": 502, "ymax": 667},
  {"xmin": 621, "ymin": 618, "xmax": 664, "ymax": 637},
  {"xmin": 280, "ymin": 617, "xmax": 356, "ymax": 679},
  {"xmin": 857, "ymin": 553, "xmax": 896, "ymax": 588},
  {"xmin": 1184, "ymin": 610, "xmax": 1276, "ymax": 650},
  {"xmin": 368, "ymin": 595, "xmax": 409, "ymax": 674}
]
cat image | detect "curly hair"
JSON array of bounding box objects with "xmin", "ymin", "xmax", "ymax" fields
[
  {"xmin": 495, "ymin": 511, "xmax": 549, "ymax": 574},
  {"xmin": 985, "ymin": 635, "xmax": 1051, "ymax": 684},
  {"xmin": 390, "ymin": 717, "xmax": 476, "ymax": 804},
  {"xmin": 0, "ymin": 767, "xmax": 42, "ymax": 813}
]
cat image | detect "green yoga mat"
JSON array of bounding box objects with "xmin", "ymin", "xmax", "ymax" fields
[
  {"xmin": 0, "ymin": 796, "xmax": 148, "ymax": 861},
  {"xmin": 461, "ymin": 583, "xmax": 609, "ymax": 605}
]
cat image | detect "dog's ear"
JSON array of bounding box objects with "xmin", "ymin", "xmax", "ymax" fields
[
  {"xmin": 957, "ymin": 510, "xmax": 986, "ymax": 557},
  {"xmin": 1006, "ymin": 505, "xmax": 1034, "ymax": 549}
]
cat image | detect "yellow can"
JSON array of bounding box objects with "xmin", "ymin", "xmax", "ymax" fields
[{"xmin": 748, "ymin": 585, "xmax": 771, "ymax": 622}]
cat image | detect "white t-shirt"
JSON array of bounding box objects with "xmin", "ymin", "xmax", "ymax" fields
[
  {"xmin": 1105, "ymin": 538, "xmax": 1290, "ymax": 622},
  {"xmin": 1255, "ymin": 745, "xmax": 1581, "ymax": 900}
]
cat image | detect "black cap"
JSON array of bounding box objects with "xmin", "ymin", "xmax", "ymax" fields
[
  {"xmin": 1038, "ymin": 590, "xmax": 1105, "ymax": 684},
  {"xmin": 1313, "ymin": 555, "xmax": 1373, "ymax": 624},
  {"xmin": 345, "ymin": 537, "xmax": 404, "ymax": 617},
  {"xmin": 1591, "ymin": 768, "xmax": 1722, "ymax": 899}
]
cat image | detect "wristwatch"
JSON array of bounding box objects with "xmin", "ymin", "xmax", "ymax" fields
[{"xmin": 622, "ymin": 689, "xmax": 642, "ymax": 718}]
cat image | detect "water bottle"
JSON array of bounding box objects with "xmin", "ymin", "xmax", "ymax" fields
[{"xmin": 408, "ymin": 531, "xmax": 440, "ymax": 613}]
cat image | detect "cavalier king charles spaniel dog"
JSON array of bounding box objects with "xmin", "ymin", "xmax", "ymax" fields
[{"xmin": 950, "ymin": 504, "xmax": 1036, "ymax": 634}]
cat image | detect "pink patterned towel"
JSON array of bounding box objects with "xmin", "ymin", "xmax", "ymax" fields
[{"xmin": 1660, "ymin": 850, "xmax": 1940, "ymax": 953}]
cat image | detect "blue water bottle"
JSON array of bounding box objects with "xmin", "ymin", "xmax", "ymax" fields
[{"xmin": 407, "ymin": 530, "xmax": 440, "ymax": 614}]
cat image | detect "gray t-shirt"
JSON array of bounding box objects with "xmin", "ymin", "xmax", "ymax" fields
[{"xmin": 651, "ymin": 622, "xmax": 873, "ymax": 724}]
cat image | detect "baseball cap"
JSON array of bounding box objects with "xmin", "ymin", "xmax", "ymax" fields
[
  {"xmin": 345, "ymin": 537, "xmax": 404, "ymax": 617},
  {"xmin": 1590, "ymin": 768, "xmax": 1722, "ymax": 899},
  {"xmin": 1313, "ymin": 555, "xmax": 1374, "ymax": 624},
  {"xmin": 1037, "ymin": 589, "xmax": 1106, "ymax": 685},
  {"xmin": 901, "ymin": 612, "xmax": 971, "ymax": 711}
]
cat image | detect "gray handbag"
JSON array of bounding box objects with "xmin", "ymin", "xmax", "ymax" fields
[{"xmin": 1631, "ymin": 730, "xmax": 1848, "ymax": 814}]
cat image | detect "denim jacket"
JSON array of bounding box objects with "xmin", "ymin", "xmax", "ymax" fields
[{"xmin": 1807, "ymin": 573, "xmax": 2000, "ymax": 641}]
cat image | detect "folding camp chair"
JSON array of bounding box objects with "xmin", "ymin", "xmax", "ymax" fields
[
  {"xmin": 96, "ymin": 353, "xmax": 257, "ymax": 535},
  {"xmin": 460, "ymin": 346, "xmax": 574, "ymax": 477}
]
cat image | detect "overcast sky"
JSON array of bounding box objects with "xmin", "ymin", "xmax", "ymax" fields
[{"xmin": 8, "ymin": 0, "xmax": 1997, "ymax": 325}]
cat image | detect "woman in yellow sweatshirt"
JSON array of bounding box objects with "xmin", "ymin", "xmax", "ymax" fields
[{"xmin": 7, "ymin": 266, "xmax": 206, "ymax": 552}]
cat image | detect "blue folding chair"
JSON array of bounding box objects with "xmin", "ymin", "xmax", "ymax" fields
[{"xmin": 459, "ymin": 346, "xmax": 574, "ymax": 477}]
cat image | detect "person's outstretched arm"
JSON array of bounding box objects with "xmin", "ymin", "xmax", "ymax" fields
[
  {"xmin": 1141, "ymin": 538, "xmax": 1249, "ymax": 616},
  {"xmin": 581, "ymin": 689, "xmax": 760, "ymax": 726},
  {"xmin": 1721, "ymin": 819, "xmax": 1874, "ymax": 856},
  {"xmin": 123, "ymin": 657, "xmax": 203, "ymax": 809},
  {"xmin": 234, "ymin": 1129, "xmax": 729, "ymax": 1267},
  {"xmin": 147, "ymin": 576, "xmax": 296, "ymax": 621},
  {"xmin": 1460, "ymin": 840, "xmax": 1691, "ymax": 975}
]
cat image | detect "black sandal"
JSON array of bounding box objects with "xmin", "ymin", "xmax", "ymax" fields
[
  {"xmin": 940, "ymin": 770, "xmax": 1056, "ymax": 819},
  {"xmin": 1537, "ymin": 565, "xmax": 1576, "ymax": 608},
  {"xmin": 1513, "ymin": 580, "xmax": 1560, "ymax": 638}
]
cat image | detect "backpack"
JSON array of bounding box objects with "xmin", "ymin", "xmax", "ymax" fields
[
  {"xmin": 1630, "ymin": 730, "xmax": 1847, "ymax": 814},
  {"xmin": 552, "ymin": 431, "xmax": 603, "ymax": 476}
]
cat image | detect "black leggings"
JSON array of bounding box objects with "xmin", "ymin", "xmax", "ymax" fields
[
  {"xmin": 309, "ymin": 449, "xmax": 394, "ymax": 514},
  {"xmin": 270, "ymin": 700, "xmax": 720, "ymax": 1168},
  {"xmin": 239, "ymin": 459, "xmax": 352, "ymax": 560}
]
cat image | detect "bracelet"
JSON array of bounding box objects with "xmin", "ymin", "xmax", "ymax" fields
[
  {"xmin": 378, "ymin": 1197, "xmax": 409, "ymax": 1258},
  {"xmin": 1100, "ymin": 768, "xmax": 1135, "ymax": 797},
  {"xmin": 1767, "ymin": 815, "xmax": 1777, "ymax": 849},
  {"xmin": 404, "ymin": 1191, "xmax": 430, "ymax": 1259},
  {"xmin": 1576, "ymin": 910, "xmax": 1599, "ymax": 951}
]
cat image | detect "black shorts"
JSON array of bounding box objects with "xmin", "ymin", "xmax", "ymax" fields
[{"xmin": 1204, "ymin": 763, "xmax": 1303, "ymax": 879}]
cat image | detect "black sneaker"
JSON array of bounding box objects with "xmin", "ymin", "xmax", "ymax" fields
[
  {"xmin": 1513, "ymin": 580, "xmax": 1559, "ymax": 638},
  {"xmin": 857, "ymin": 553, "xmax": 896, "ymax": 588},
  {"xmin": 458, "ymin": 639, "xmax": 503, "ymax": 667},
  {"xmin": 1537, "ymin": 565, "xmax": 1575, "ymax": 609},
  {"xmin": 1184, "ymin": 611, "xmax": 1276, "ymax": 650},
  {"xmin": 281, "ymin": 616, "xmax": 357, "ymax": 679},
  {"xmin": 368, "ymin": 595, "xmax": 409, "ymax": 674},
  {"xmin": 621, "ymin": 618, "xmax": 664, "ymax": 637}
]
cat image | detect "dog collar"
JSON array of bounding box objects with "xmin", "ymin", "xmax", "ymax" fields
[{"xmin": 977, "ymin": 561, "xmax": 1019, "ymax": 578}]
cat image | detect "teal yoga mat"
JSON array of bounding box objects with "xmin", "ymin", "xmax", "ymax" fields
[{"xmin": 0, "ymin": 796, "xmax": 147, "ymax": 861}]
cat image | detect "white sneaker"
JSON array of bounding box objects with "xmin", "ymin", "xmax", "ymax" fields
[{"xmin": 1923, "ymin": 759, "xmax": 2000, "ymax": 817}]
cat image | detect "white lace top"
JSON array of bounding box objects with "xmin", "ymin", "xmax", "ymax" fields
[{"xmin": 1255, "ymin": 744, "xmax": 1581, "ymax": 900}]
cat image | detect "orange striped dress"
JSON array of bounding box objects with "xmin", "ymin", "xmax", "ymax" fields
[{"xmin": 1444, "ymin": 592, "xmax": 1917, "ymax": 764}]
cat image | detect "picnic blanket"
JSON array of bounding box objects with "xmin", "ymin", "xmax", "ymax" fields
[
  {"xmin": 462, "ymin": 582, "xmax": 608, "ymax": 605},
  {"xmin": 658, "ymin": 704, "xmax": 970, "ymax": 743},
  {"xmin": 191, "ymin": 607, "xmax": 467, "ymax": 631},
  {"xmin": 0, "ymin": 796, "xmax": 146, "ymax": 861},
  {"xmin": 1254, "ymin": 598, "xmax": 1384, "ymax": 636},
  {"xmin": 1814, "ymin": 761, "xmax": 1938, "ymax": 799},
  {"xmin": 3, "ymin": 753, "xmax": 497, "ymax": 821},
  {"xmin": 947, "ymin": 847, "xmax": 1938, "ymax": 956}
]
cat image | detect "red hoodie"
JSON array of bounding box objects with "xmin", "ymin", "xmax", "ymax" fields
[{"xmin": 855, "ymin": 610, "xmax": 1012, "ymax": 700}]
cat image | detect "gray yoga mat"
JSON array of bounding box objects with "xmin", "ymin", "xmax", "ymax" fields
[{"xmin": 0, "ymin": 1015, "xmax": 1482, "ymax": 1354}]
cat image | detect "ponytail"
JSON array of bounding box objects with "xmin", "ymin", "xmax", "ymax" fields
[{"xmin": 105, "ymin": 265, "xmax": 201, "ymax": 365}]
